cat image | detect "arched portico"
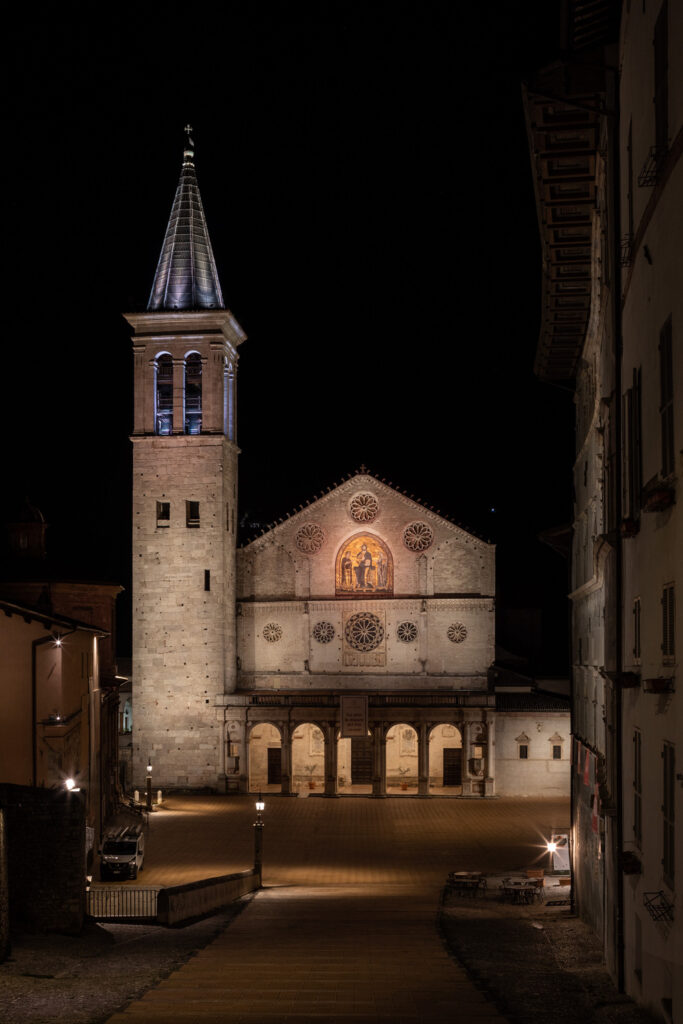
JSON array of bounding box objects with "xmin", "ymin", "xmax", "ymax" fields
[
  {"xmin": 291, "ymin": 722, "xmax": 325, "ymax": 793},
  {"xmin": 428, "ymin": 723, "xmax": 463, "ymax": 794},
  {"xmin": 247, "ymin": 722, "xmax": 283, "ymax": 793},
  {"xmin": 385, "ymin": 723, "xmax": 419, "ymax": 794},
  {"xmin": 337, "ymin": 731, "xmax": 373, "ymax": 794}
]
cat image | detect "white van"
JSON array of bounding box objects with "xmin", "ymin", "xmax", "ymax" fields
[{"xmin": 100, "ymin": 826, "xmax": 145, "ymax": 880}]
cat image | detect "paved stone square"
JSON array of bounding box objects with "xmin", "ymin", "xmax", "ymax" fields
[
  {"xmin": 125, "ymin": 793, "xmax": 570, "ymax": 887},
  {"xmin": 101, "ymin": 795, "xmax": 568, "ymax": 1022}
]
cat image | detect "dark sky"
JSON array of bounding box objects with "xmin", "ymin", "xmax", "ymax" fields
[{"xmin": 6, "ymin": 2, "xmax": 573, "ymax": 666}]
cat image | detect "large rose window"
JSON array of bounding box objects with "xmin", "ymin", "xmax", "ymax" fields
[{"xmin": 344, "ymin": 612, "xmax": 384, "ymax": 652}]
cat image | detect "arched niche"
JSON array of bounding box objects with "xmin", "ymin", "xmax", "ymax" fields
[{"xmin": 336, "ymin": 532, "xmax": 393, "ymax": 596}]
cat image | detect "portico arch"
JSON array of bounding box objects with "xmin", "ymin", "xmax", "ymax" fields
[
  {"xmin": 291, "ymin": 722, "xmax": 325, "ymax": 793},
  {"xmin": 386, "ymin": 723, "xmax": 418, "ymax": 794},
  {"xmin": 428, "ymin": 723, "xmax": 463, "ymax": 793},
  {"xmin": 337, "ymin": 730, "xmax": 373, "ymax": 793},
  {"xmin": 247, "ymin": 722, "xmax": 282, "ymax": 793}
]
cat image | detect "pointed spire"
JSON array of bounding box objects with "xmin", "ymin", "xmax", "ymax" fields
[{"xmin": 148, "ymin": 126, "xmax": 224, "ymax": 311}]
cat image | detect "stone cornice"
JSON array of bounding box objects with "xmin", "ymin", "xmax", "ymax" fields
[{"xmin": 125, "ymin": 309, "xmax": 246, "ymax": 347}]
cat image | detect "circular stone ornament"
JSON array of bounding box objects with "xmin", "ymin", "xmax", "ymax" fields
[
  {"xmin": 447, "ymin": 622, "xmax": 468, "ymax": 644},
  {"xmin": 349, "ymin": 493, "xmax": 379, "ymax": 523},
  {"xmin": 312, "ymin": 621, "xmax": 335, "ymax": 644},
  {"xmin": 344, "ymin": 612, "xmax": 384, "ymax": 652},
  {"xmin": 403, "ymin": 521, "xmax": 434, "ymax": 551},
  {"xmin": 262, "ymin": 622, "xmax": 283, "ymax": 643},
  {"xmin": 396, "ymin": 621, "xmax": 418, "ymax": 643},
  {"xmin": 295, "ymin": 522, "xmax": 325, "ymax": 554}
]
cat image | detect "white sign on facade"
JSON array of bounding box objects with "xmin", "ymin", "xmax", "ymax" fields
[{"xmin": 340, "ymin": 695, "xmax": 368, "ymax": 738}]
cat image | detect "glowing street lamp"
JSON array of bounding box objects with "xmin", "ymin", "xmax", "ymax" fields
[
  {"xmin": 146, "ymin": 759, "xmax": 153, "ymax": 812},
  {"xmin": 253, "ymin": 792, "xmax": 265, "ymax": 882}
]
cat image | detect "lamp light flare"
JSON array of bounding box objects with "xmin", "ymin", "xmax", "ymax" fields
[{"xmin": 547, "ymin": 841, "xmax": 557, "ymax": 853}]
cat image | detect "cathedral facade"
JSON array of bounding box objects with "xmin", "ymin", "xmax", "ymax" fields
[{"xmin": 127, "ymin": 132, "xmax": 569, "ymax": 798}]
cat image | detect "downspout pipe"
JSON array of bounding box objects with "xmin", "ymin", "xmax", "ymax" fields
[{"xmin": 609, "ymin": 56, "xmax": 626, "ymax": 997}]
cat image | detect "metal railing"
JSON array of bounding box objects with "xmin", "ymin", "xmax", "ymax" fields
[{"xmin": 87, "ymin": 886, "xmax": 159, "ymax": 920}]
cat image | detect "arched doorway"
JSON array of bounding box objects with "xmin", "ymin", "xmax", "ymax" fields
[
  {"xmin": 248, "ymin": 722, "xmax": 282, "ymax": 793},
  {"xmin": 337, "ymin": 731, "xmax": 373, "ymax": 793},
  {"xmin": 429, "ymin": 723, "xmax": 463, "ymax": 794},
  {"xmin": 291, "ymin": 722, "xmax": 325, "ymax": 793},
  {"xmin": 386, "ymin": 724, "xmax": 418, "ymax": 794}
]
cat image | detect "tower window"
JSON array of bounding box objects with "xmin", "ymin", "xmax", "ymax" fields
[
  {"xmin": 155, "ymin": 355, "xmax": 173, "ymax": 435},
  {"xmin": 204, "ymin": 569, "xmax": 210, "ymax": 591},
  {"xmin": 186, "ymin": 501, "xmax": 200, "ymax": 528},
  {"xmin": 552, "ymin": 746, "xmax": 562, "ymax": 760},
  {"xmin": 519, "ymin": 745, "xmax": 528, "ymax": 760},
  {"xmin": 156, "ymin": 501, "xmax": 170, "ymax": 527},
  {"xmin": 184, "ymin": 353, "xmax": 202, "ymax": 435}
]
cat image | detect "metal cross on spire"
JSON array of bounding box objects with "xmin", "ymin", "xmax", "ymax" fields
[{"xmin": 183, "ymin": 124, "xmax": 195, "ymax": 161}]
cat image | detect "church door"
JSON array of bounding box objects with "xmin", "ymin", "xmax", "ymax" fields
[
  {"xmin": 442, "ymin": 748, "xmax": 462, "ymax": 786},
  {"xmin": 351, "ymin": 737, "xmax": 373, "ymax": 784},
  {"xmin": 267, "ymin": 747, "xmax": 282, "ymax": 785}
]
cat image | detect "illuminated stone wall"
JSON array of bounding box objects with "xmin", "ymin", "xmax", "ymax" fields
[
  {"xmin": 492, "ymin": 713, "xmax": 570, "ymax": 797},
  {"xmin": 131, "ymin": 435, "xmax": 238, "ymax": 789},
  {"xmin": 237, "ymin": 474, "xmax": 494, "ymax": 689}
]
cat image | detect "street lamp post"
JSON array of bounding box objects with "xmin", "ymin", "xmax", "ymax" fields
[
  {"xmin": 146, "ymin": 759, "xmax": 153, "ymax": 813},
  {"xmin": 253, "ymin": 792, "xmax": 265, "ymax": 884}
]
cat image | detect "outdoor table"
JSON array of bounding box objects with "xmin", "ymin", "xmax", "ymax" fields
[
  {"xmin": 447, "ymin": 872, "xmax": 487, "ymax": 897},
  {"xmin": 500, "ymin": 879, "xmax": 539, "ymax": 904}
]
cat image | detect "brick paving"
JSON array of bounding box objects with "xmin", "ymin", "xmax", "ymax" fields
[{"xmin": 104, "ymin": 795, "xmax": 569, "ymax": 1022}]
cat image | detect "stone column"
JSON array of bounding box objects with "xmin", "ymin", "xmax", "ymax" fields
[
  {"xmin": 461, "ymin": 719, "xmax": 473, "ymax": 796},
  {"xmin": 280, "ymin": 721, "xmax": 293, "ymax": 795},
  {"xmin": 417, "ymin": 722, "xmax": 430, "ymax": 796},
  {"xmin": 372, "ymin": 723, "xmax": 387, "ymax": 797},
  {"xmin": 230, "ymin": 718, "xmax": 247, "ymax": 793},
  {"xmin": 323, "ymin": 723, "xmax": 339, "ymax": 797},
  {"xmin": 172, "ymin": 358, "xmax": 184, "ymax": 434},
  {"xmin": 484, "ymin": 716, "xmax": 495, "ymax": 797}
]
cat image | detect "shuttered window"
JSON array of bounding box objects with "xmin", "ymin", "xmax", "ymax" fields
[
  {"xmin": 662, "ymin": 584, "xmax": 675, "ymax": 662},
  {"xmin": 659, "ymin": 317, "xmax": 674, "ymax": 476},
  {"xmin": 663, "ymin": 742, "xmax": 675, "ymax": 884},
  {"xmin": 633, "ymin": 730, "xmax": 642, "ymax": 847}
]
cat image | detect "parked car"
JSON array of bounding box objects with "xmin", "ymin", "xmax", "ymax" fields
[{"xmin": 100, "ymin": 826, "xmax": 145, "ymax": 880}]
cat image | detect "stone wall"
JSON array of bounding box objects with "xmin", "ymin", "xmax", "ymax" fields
[
  {"xmin": 0, "ymin": 784, "xmax": 85, "ymax": 934},
  {"xmin": 131, "ymin": 435, "xmax": 238, "ymax": 789},
  {"xmin": 492, "ymin": 712, "xmax": 571, "ymax": 797}
]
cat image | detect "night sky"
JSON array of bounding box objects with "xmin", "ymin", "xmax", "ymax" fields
[{"xmin": 6, "ymin": 3, "xmax": 573, "ymax": 667}]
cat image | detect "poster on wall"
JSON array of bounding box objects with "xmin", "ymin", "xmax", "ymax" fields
[{"xmin": 340, "ymin": 695, "xmax": 368, "ymax": 738}]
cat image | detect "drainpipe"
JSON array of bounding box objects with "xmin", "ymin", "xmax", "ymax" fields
[{"xmin": 609, "ymin": 58, "xmax": 626, "ymax": 996}]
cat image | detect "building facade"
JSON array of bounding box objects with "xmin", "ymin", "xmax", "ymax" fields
[
  {"xmin": 127, "ymin": 129, "xmax": 570, "ymax": 801},
  {"xmin": 525, "ymin": 2, "xmax": 681, "ymax": 1019}
]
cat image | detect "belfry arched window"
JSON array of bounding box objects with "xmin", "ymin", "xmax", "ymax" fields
[
  {"xmin": 155, "ymin": 354, "xmax": 173, "ymax": 435},
  {"xmin": 184, "ymin": 353, "xmax": 202, "ymax": 434}
]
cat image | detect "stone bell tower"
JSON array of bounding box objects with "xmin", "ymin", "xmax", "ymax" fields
[{"xmin": 125, "ymin": 127, "xmax": 245, "ymax": 790}]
